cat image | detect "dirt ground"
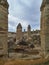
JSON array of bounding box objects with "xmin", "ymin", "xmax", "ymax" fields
[{"xmin": 0, "ymin": 57, "xmax": 49, "ymax": 65}]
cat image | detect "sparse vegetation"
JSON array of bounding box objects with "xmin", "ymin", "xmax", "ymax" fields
[{"xmin": 0, "ymin": 57, "xmax": 49, "ymax": 65}]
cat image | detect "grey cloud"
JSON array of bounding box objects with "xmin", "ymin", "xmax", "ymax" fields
[{"xmin": 8, "ymin": 0, "xmax": 42, "ymax": 32}]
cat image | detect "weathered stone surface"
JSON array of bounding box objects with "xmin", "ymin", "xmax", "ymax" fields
[
  {"xmin": 40, "ymin": 0, "xmax": 49, "ymax": 55},
  {"xmin": 27, "ymin": 25, "xmax": 31, "ymax": 38},
  {"xmin": 16, "ymin": 23, "xmax": 23, "ymax": 41},
  {"xmin": 0, "ymin": 0, "xmax": 8, "ymax": 56}
]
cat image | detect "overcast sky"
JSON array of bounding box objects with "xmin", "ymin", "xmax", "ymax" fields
[{"xmin": 7, "ymin": 0, "xmax": 42, "ymax": 32}]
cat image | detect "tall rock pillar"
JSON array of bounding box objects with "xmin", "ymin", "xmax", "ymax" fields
[
  {"xmin": 0, "ymin": 0, "xmax": 9, "ymax": 57},
  {"xmin": 16, "ymin": 23, "xmax": 22, "ymax": 41},
  {"xmin": 40, "ymin": 0, "xmax": 49, "ymax": 56},
  {"xmin": 27, "ymin": 25, "xmax": 31, "ymax": 37}
]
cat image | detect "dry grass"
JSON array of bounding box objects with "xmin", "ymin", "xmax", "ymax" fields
[
  {"xmin": 4, "ymin": 57, "xmax": 49, "ymax": 65},
  {"xmin": 0, "ymin": 58, "xmax": 6, "ymax": 65},
  {"xmin": 0, "ymin": 57, "xmax": 49, "ymax": 65}
]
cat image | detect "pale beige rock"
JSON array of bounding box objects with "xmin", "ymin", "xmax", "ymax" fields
[
  {"xmin": 0, "ymin": 0, "xmax": 9, "ymax": 57},
  {"xmin": 40, "ymin": 0, "xmax": 49, "ymax": 55},
  {"xmin": 16, "ymin": 23, "xmax": 23, "ymax": 41}
]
